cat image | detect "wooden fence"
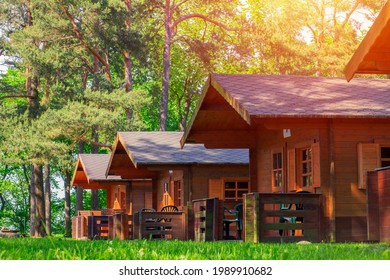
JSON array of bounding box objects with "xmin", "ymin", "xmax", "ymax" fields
[
  {"xmin": 72, "ymin": 212, "xmax": 132, "ymax": 240},
  {"xmin": 367, "ymin": 167, "xmax": 390, "ymax": 243},
  {"xmin": 133, "ymin": 211, "xmax": 186, "ymax": 240},
  {"xmin": 244, "ymin": 192, "xmax": 324, "ymax": 243},
  {"xmin": 192, "ymin": 198, "xmax": 223, "ymax": 241}
]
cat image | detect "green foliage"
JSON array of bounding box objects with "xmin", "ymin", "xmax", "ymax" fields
[
  {"xmin": 0, "ymin": 238, "xmax": 389, "ymax": 260},
  {"xmin": 0, "ymin": 165, "xmax": 30, "ymax": 233}
]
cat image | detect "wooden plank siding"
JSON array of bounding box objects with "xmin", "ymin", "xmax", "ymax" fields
[
  {"xmin": 155, "ymin": 165, "xmax": 249, "ymax": 212},
  {"xmin": 251, "ymin": 118, "xmax": 390, "ymax": 242}
]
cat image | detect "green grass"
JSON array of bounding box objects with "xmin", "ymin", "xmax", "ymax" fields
[{"xmin": 0, "ymin": 237, "xmax": 389, "ymax": 260}]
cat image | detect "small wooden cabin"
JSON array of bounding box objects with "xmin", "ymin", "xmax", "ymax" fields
[
  {"xmin": 71, "ymin": 153, "xmax": 153, "ymax": 215},
  {"xmin": 106, "ymin": 131, "xmax": 249, "ymax": 211},
  {"xmin": 344, "ymin": 0, "xmax": 390, "ymax": 243},
  {"xmin": 182, "ymin": 73, "xmax": 390, "ymax": 242}
]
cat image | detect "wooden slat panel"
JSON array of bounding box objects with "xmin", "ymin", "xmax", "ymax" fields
[
  {"xmin": 244, "ymin": 193, "xmax": 323, "ymax": 243},
  {"xmin": 192, "ymin": 198, "xmax": 222, "ymax": 241},
  {"xmin": 357, "ymin": 143, "xmax": 380, "ymax": 189},
  {"xmin": 137, "ymin": 211, "xmax": 186, "ymax": 240}
]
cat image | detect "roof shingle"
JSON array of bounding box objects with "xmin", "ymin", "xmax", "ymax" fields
[
  {"xmin": 119, "ymin": 131, "xmax": 249, "ymax": 165},
  {"xmin": 211, "ymin": 74, "xmax": 390, "ymax": 118},
  {"xmin": 79, "ymin": 154, "xmax": 122, "ymax": 181}
]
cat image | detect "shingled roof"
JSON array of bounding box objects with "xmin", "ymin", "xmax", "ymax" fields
[
  {"xmin": 209, "ymin": 74, "xmax": 390, "ymax": 120},
  {"xmin": 116, "ymin": 131, "xmax": 249, "ymax": 166},
  {"xmin": 74, "ymin": 154, "xmax": 122, "ymax": 183}
]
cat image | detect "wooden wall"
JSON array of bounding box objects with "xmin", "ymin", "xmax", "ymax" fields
[
  {"xmin": 156, "ymin": 165, "xmax": 249, "ymax": 210},
  {"xmin": 106, "ymin": 181, "xmax": 152, "ymax": 214},
  {"xmin": 252, "ymin": 118, "xmax": 390, "ymax": 242}
]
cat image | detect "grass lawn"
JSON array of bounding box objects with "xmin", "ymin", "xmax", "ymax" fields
[{"xmin": 1, "ymin": 237, "xmax": 390, "ymax": 260}]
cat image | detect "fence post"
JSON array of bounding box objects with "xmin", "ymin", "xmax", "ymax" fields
[{"xmin": 243, "ymin": 193, "xmax": 260, "ymax": 243}]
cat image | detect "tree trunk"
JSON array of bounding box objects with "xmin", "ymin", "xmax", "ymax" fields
[
  {"xmin": 33, "ymin": 163, "xmax": 46, "ymax": 237},
  {"xmin": 44, "ymin": 163, "xmax": 51, "ymax": 236},
  {"xmin": 160, "ymin": 1, "xmax": 172, "ymax": 131},
  {"xmin": 29, "ymin": 165, "xmax": 36, "ymax": 237},
  {"xmin": 64, "ymin": 170, "xmax": 72, "ymax": 237},
  {"xmin": 124, "ymin": 0, "xmax": 133, "ymax": 92},
  {"xmin": 179, "ymin": 77, "xmax": 191, "ymax": 131},
  {"xmin": 76, "ymin": 141, "xmax": 84, "ymax": 212},
  {"xmin": 91, "ymin": 127, "xmax": 99, "ymax": 210}
]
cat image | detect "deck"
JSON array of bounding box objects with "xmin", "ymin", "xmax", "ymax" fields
[{"xmin": 72, "ymin": 193, "xmax": 324, "ymax": 243}]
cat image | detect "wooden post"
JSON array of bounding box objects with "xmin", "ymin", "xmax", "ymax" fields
[{"xmin": 243, "ymin": 193, "xmax": 260, "ymax": 242}]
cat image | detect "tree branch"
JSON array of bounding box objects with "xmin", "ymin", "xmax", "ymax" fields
[
  {"xmin": 79, "ymin": 136, "xmax": 112, "ymax": 150},
  {"xmin": 61, "ymin": 5, "xmax": 112, "ymax": 81},
  {"xmin": 172, "ymin": 13, "xmax": 237, "ymax": 32},
  {"xmin": 0, "ymin": 94, "xmax": 34, "ymax": 99},
  {"xmin": 172, "ymin": 0, "xmax": 191, "ymax": 12}
]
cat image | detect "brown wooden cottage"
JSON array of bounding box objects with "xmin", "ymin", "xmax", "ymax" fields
[
  {"xmin": 72, "ymin": 132, "xmax": 249, "ymax": 240},
  {"xmin": 71, "ymin": 154, "xmax": 152, "ymax": 239},
  {"xmin": 106, "ymin": 131, "xmax": 249, "ymax": 211},
  {"xmin": 181, "ymin": 73, "xmax": 390, "ymax": 242},
  {"xmin": 71, "ymin": 153, "xmax": 153, "ymax": 214},
  {"xmin": 344, "ymin": 1, "xmax": 390, "ymax": 243}
]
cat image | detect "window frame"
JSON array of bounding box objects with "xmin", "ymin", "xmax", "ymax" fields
[
  {"xmin": 298, "ymin": 146, "xmax": 313, "ymax": 188},
  {"xmin": 272, "ymin": 150, "xmax": 283, "ymax": 189},
  {"xmin": 223, "ymin": 178, "xmax": 249, "ymax": 202}
]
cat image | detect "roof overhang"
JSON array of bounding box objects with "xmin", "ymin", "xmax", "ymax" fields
[
  {"xmin": 344, "ymin": 1, "xmax": 390, "ymax": 81},
  {"xmin": 181, "ymin": 75, "xmax": 255, "ymax": 149},
  {"xmin": 71, "ymin": 156, "xmax": 128, "ymax": 190},
  {"xmin": 106, "ymin": 133, "xmax": 157, "ymax": 179}
]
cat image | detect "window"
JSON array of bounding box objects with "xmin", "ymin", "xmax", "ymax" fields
[
  {"xmin": 300, "ymin": 147, "xmax": 313, "ymax": 188},
  {"xmin": 287, "ymin": 142, "xmax": 320, "ymax": 191},
  {"xmin": 224, "ymin": 180, "xmax": 249, "ymax": 201},
  {"xmin": 272, "ymin": 152, "xmax": 283, "ymax": 188},
  {"xmin": 381, "ymin": 146, "xmax": 390, "ymax": 167}
]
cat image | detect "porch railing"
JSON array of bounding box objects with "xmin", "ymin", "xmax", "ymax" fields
[
  {"xmin": 72, "ymin": 211, "xmax": 132, "ymax": 240},
  {"xmin": 133, "ymin": 211, "xmax": 186, "ymax": 240},
  {"xmin": 192, "ymin": 198, "xmax": 223, "ymax": 241},
  {"xmin": 244, "ymin": 192, "xmax": 324, "ymax": 243}
]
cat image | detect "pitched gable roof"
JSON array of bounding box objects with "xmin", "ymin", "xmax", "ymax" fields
[
  {"xmin": 71, "ymin": 154, "xmax": 124, "ymax": 188},
  {"xmin": 182, "ymin": 73, "xmax": 390, "ymax": 147},
  {"xmin": 116, "ymin": 131, "xmax": 249, "ymax": 166},
  {"xmin": 344, "ymin": 1, "xmax": 390, "ymax": 81}
]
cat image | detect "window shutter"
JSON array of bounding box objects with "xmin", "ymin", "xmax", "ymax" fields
[
  {"xmin": 357, "ymin": 143, "xmax": 380, "ymax": 189},
  {"xmin": 208, "ymin": 179, "xmax": 224, "ymax": 199},
  {"xmin": 287, "ymin": 148, "xmax": 296, "ymax": 191},
  {"xmin": 312, "ymin": 142, "xmax": 321, "ymax": 188}
]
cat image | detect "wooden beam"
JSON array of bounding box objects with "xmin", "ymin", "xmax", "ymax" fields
[
  {"xmin": 186, "ymin": 130, "xmax": 256, "ymax": 149},
  {"xmin": 344, "ymin": 1, "xmax": 390, "ymax": 81}
]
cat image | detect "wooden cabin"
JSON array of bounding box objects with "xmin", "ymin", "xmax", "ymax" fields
[
  {"xmin": 344, "ymin": 1, "xmax": 390, "ymax": 243},
  {"xmin": 71, "ymin": 153, "xmax": 152, "ymax": 214},
  {"xmin": 106, "ymin": 131, "xmax": 249, "ymax": 211},
  {"xmin": 181, "ymin": 73, "xmax": 390, "ymax": 242}
]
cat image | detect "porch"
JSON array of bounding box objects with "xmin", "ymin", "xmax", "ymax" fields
[{"xmin": 71, "ymin": 192, "xmax": 324, "ymax": 243}]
